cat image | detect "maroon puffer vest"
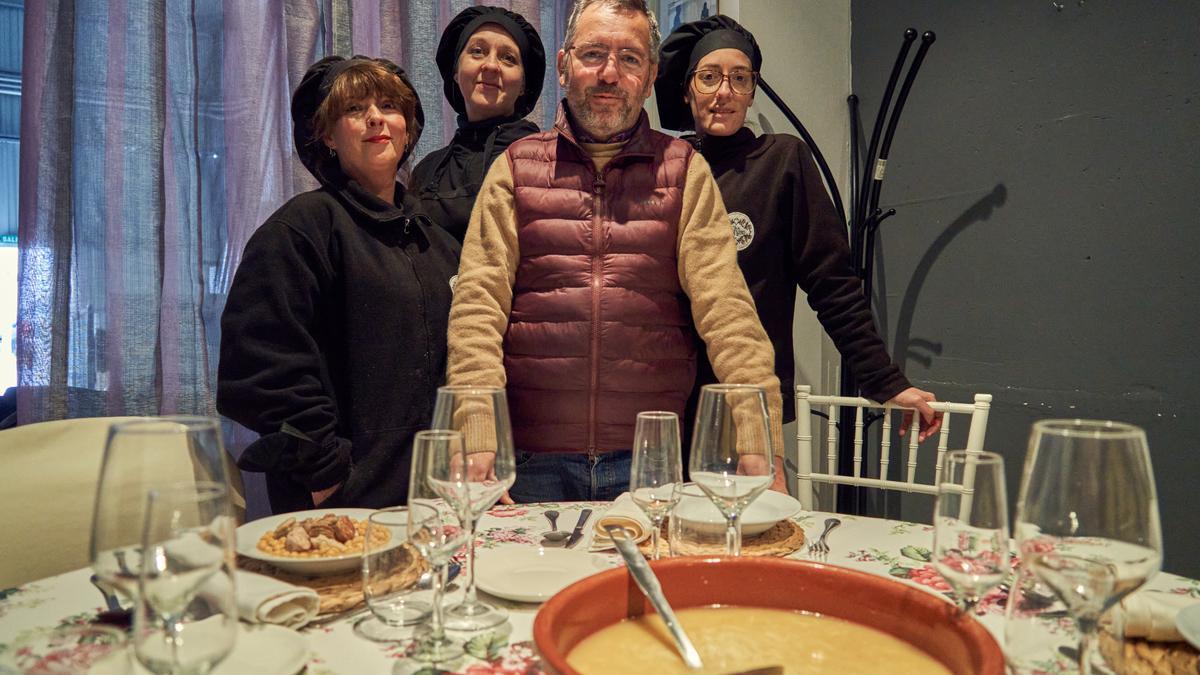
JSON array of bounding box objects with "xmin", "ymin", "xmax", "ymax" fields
[{"xmin": 503, "ymin": 107, "xmax": 697, "ymax": 453}]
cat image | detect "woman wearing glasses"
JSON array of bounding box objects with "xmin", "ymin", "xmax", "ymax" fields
[
  {"xmin": 656, "ymin": 16, "xmax": 942, "ymax": 437},
  {"xmin": 410, "ymin": 6, "xmax": 545, "ymax": 243}
]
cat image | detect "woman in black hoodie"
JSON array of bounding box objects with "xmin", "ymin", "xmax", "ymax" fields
[
  {"xmin": 655, "ymin": 17, "xmax": 943, "ymax": 440},
  {"xmin": 218, "ymin": 57, "xmax": 460, "ymax": 513},
  {"xmin": 411, "ymin": 6, "xmax": 545, "ymax": 242}
]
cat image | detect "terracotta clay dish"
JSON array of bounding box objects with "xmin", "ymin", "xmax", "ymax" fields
[{"xmin": 533, "ymin": 556, "xmax": 1004, "ymax": 675}]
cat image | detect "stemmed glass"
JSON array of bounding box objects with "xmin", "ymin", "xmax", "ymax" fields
[
  {"xmin": 91, "ymin": 417, "xmax": 235, "ymax": 603},
  {"xmin": 1015, "ymin": 419, "xmax": 1163, "ymax": 675},
  {"xmin": 134, "ymin": 481, "xmax": 237, "ymax": 674},
  {"xmin": 629, "ymin": 411, "xmax": 683, "ymax": 560},
  {"xmin": 428, "ymin": 386, "xmax": 516, "ymax": 630},
  {"xmin": 688, "ymin": 384, "xmax": 775, "ymax": 556},
  {"xmin": 932, "ymin": 450, "xmax": 1010, "ymax": 614},
  {"xmin": 405, "ymin": 502, "xmax": 470, "ymax": 664}
]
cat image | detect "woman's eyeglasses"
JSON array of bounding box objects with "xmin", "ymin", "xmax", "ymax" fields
[{"xmin": 692, "ymin": 68, "xmax": 758, "ymax": 95}]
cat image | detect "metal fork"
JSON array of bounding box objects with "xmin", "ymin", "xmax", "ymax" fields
[{"xmin": 807, "ymin": 518, "xmax": 842, "ymax": 557}]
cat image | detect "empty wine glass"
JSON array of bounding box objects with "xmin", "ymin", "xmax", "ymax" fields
[
  {"xmin": 356, "ymin": 507, "xmax": 436, "ymax": 642},
  {"xmin": 629, "ymin": 411, "xmax": 683, "ymax": 560},
  {"xmin": 427, "ymin": 386, "xmax": 515, "ymax": 630},
  {"xmin": 932, "ymin": 450, "xmax": 1010, "ymax": 614},
  {"xmin": 134, "ymin": 481, "xmax": 237, "ymax": 674},
  {"xmin": 405, "ymin": 502, "xmax": 469, "ymax": 664},
  {"xmin": 688, "ymin": 384, "xmax": 775, "ymax": 556},
  {"xmin": 1015, "ymin": 419, "xmax": 1163, "ymax": 675},
  {"xmin": 91, "ymin": 417, "xmax": 235, "ymax": 603}
]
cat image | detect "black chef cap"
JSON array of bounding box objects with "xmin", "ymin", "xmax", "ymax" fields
[
  {"xmin": 655, "ymin": 15, "xmax": 762, "ymax": 132},
  {"xmin": 291, "ymin": 55, "xmax": 425, "ymax": 185},
  {"xmin": 436, "ymin": 6, "xmax": 546, "ymax": 120}
]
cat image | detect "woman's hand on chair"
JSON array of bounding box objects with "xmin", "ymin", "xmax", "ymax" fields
[{"xmin": 890, "ymin": 387, "xmax": 943, "ymax": 442}]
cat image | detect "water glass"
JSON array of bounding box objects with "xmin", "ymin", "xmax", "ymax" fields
[
  {"xmin": 356, "ymin": 508, "xmax": 435, "ymax": 642},
  {"xmin": 629, "ymin": 411, "xmax": 683, "ymax": 560},
  {"xmin": 932, "ymin": 450, "xmax": 1009, "ymax": 614},
  {"xmin": 668, "ymin": 483, "xmax": 731, "ymax": 556},
  {"xmin": 688, "ymin": 384, "xmax": 774, "ymax": 556},
  {"xmin": 134, "ymin": 481, "xmax": 237, "ymax": 674}
]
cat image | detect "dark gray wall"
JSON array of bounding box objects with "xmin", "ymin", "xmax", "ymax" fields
[{"xmin": 851, "ymin": 1, "xmax": 1200, "ymax": 576}]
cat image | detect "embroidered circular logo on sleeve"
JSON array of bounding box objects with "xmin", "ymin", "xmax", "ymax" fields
[
  {"xmin": 449, "ymin": 274, "xmax": 459, "ymax": 292},
  {"xmin": 728, "ymin": 212, "xmax": 755, "ymax": 251}
]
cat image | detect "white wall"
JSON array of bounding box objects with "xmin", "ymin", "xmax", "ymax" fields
[{"xmin": 733, "ymin": 0, "xmax": 851, "ymax": 401}]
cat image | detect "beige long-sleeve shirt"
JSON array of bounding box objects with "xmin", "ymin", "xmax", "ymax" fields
[{"xmin": 446, "ymin": 138, "xmax": 786, "ymax": 457}]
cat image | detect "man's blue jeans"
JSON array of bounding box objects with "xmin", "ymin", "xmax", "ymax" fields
[{"xmin": 509, "ymin": 450, "xmax": 632, "ymax": 503}]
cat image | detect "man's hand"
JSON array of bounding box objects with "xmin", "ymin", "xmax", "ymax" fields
[
  {"xmin": 890, "ymin": 387, "xmax": 943, "ymax": 442},
  {"xmin": 736, "ymin": 454, "xmax": 789, "ymax": 494},
  {"xmin": 311, "ymin": 483, "xmax": 341, "ymax": 507},
  {"xmin": 467, "ymin": 451, "xmax": 514, "ymax": 505}
]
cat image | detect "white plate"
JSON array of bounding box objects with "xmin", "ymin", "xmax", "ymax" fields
[
  {"xmin": 236, "ymin": 508, "xmax": 376, "ymax": 576},
  {"xmin": 88, "ymin": 623, "xmax": 308, "ymax": 675},
  {"xmin": 475, "ymin": 547, "xmax": 609, "ymax": 603},
  {"xmin": 674, "ymin": 487, "xmax": 802, "ymax": 537},
  {"xmin": 1176, "ymin": 603, "xmax": 1200, "ymax": 650}
]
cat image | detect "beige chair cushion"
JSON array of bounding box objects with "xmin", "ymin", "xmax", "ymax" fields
[{"xmin": 0, "ymin": 417, "xmax": 246, "ymax": 588}]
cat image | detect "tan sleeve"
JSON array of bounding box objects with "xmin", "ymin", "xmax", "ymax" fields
[
  {"xmin": 445, "ymin": 158, "xmax": 520, "ymax": 452},
  {"xmin": 677, "ymin": 153, "xmax": 786, "ymax": 458}
]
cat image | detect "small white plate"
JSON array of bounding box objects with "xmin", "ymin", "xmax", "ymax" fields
[
  {"xmin": 88, "ymin": 623, "xmax": 308, "ymax": 675},
  {"xmin": 1176, "ymin": 603, "xmax": 1200, "ymax": 650},
  {"xmin": 674, "ymin": 487, "xmax": 802, "ymax": 537},
  {"xmin": 236, "ymin": 508, "xmax": 376, "ymax": 576},
  {"xmin": 475, "ymin": 547, "xmax": 608, "ymax": 603}
]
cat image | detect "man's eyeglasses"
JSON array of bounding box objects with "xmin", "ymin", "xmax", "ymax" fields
[
  {"xmin": 692, "ymin": 68, "xmax": 758, "ymax": 95},
  {"xmin": 567, "ymin": 44, "xmax": 649, "ymax": 74}
]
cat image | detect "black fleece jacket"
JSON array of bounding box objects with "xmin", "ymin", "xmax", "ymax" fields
[
  {"xmin": 692, "ymin": 128, "xmax": 909, "ymax": 421},
  {"xmin": 217, "ymin": 174, "xmax": 460, "ymax": 513}
]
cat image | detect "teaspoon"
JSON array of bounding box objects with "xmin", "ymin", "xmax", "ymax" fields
[{"xmin": 542, "ymin": 509, "xmax": 570, "ymax": 545}]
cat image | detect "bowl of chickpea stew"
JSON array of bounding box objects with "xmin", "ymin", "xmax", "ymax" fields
[{"xmin": 236, "ymin": 508, "xmax": 388, "ymax": 575}]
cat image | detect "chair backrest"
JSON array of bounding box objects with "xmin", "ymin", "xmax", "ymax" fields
[
  {"xmin": 794, "ymin": 385, "xmax": 993, "ymax": 512},
  {"xmin": 0, "ymin": 416, "xmax": 246, "ymax": 588}
]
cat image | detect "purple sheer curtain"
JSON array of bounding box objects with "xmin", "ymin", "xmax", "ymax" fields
[{"xmin": 17, "ymin": 0, "xmax": 566, "ymax": 515}]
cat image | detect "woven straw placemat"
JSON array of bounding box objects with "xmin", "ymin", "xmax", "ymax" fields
[
  {"xmin": 637, "ymin": 518, "xmax": 806, "ymax": 558},
  {"xmin": 1099, "ymin": 631, "xmax": 1200, "ymax": 675},
  {"xmin": 237, "ymin": 544, "xmax": 428, "ymax": 615}
]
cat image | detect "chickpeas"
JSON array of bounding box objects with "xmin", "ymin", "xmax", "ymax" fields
[{"xmin": 256, "ymin": 518, "xmax": 389, "ymax": 558}]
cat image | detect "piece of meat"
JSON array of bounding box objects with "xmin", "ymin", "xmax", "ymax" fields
[
  {"xmin": 333, "ymin": 516, "xmax": 356, "ymax": 543},
  {"xmin": 284, "ymin": 525, "xmax": 312, "ymax": 552}
]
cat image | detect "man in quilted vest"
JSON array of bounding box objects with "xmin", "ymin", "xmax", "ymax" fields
[{"xmin": 446, "ymin": 0, "xmax": 786, "ymax": 502}]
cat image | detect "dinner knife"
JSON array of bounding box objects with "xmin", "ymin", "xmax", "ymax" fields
[{"xmin": 563, "ymin": 508, "xmax": 594, "ymax": 549}]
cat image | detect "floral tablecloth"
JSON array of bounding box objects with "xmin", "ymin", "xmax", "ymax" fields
[{"xmin": 2, "ymin": 502, "xmax": 1196, "ymax": 674}]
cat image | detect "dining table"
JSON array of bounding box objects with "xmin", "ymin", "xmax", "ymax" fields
[{"xmin": 2, "ymin": 501, "xmax": 1197, "ymax": 674}]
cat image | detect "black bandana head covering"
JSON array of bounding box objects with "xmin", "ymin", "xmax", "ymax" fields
[
  {"xmin": 655, "ymin": 14, "xmax": 762, "ymax": 132},
  {"xmin": 291, "ymin": 55, "xmax": 425, "ymax": 186},
  {"xmin": 436, "ymin": 6, "xmax": 546, "ymax": 120}
]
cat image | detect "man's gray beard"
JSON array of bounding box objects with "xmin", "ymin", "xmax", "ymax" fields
[{"xmin": 568, "ymin": 88, "xmax": 636, "ymax": 141}]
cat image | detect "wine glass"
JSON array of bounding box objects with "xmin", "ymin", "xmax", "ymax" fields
[
  {"xmin": 1015, "ymin": 419, "xmax": 1162, "ymax": 675},
  {"xmin": 427, "ymin": 386, "xmax": 516, "ymax": 630},
  {"xmin": 932, "ymin": 450, "xmax": 1010, "ymax": 614},
  {"xmin": 688, "ymin": 384, "xmax": 775, "ymax": 556},
  {"xmin": 356, "ymin": 507, "xmax": 437, "ymax": 642},
  {"xmin": 91, "ymin": 417, "xmax": 235, "ymax": 602},
  {"xmin": 629, "ymin": 411, "xmax": 683, "ymax": 560},
  {"xmin": 134, "ymin": 481, "xmax": 237, "ymax": 674},
  {"xmin": 405, "ymin": 502, "xmax": 470, "ymax": 664}
]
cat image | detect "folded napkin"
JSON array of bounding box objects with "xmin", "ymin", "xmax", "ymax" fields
[
  {"xmin": 235, "ymin": 571, "xmax": 320, "ymax": 629},
  {"xmin": 589, "ymin": 493, "xmax": 654, "ymax": 552},
  {"xmin": 1122, "ymin": 590, "xmax": 1198, "ymax": 642}
]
